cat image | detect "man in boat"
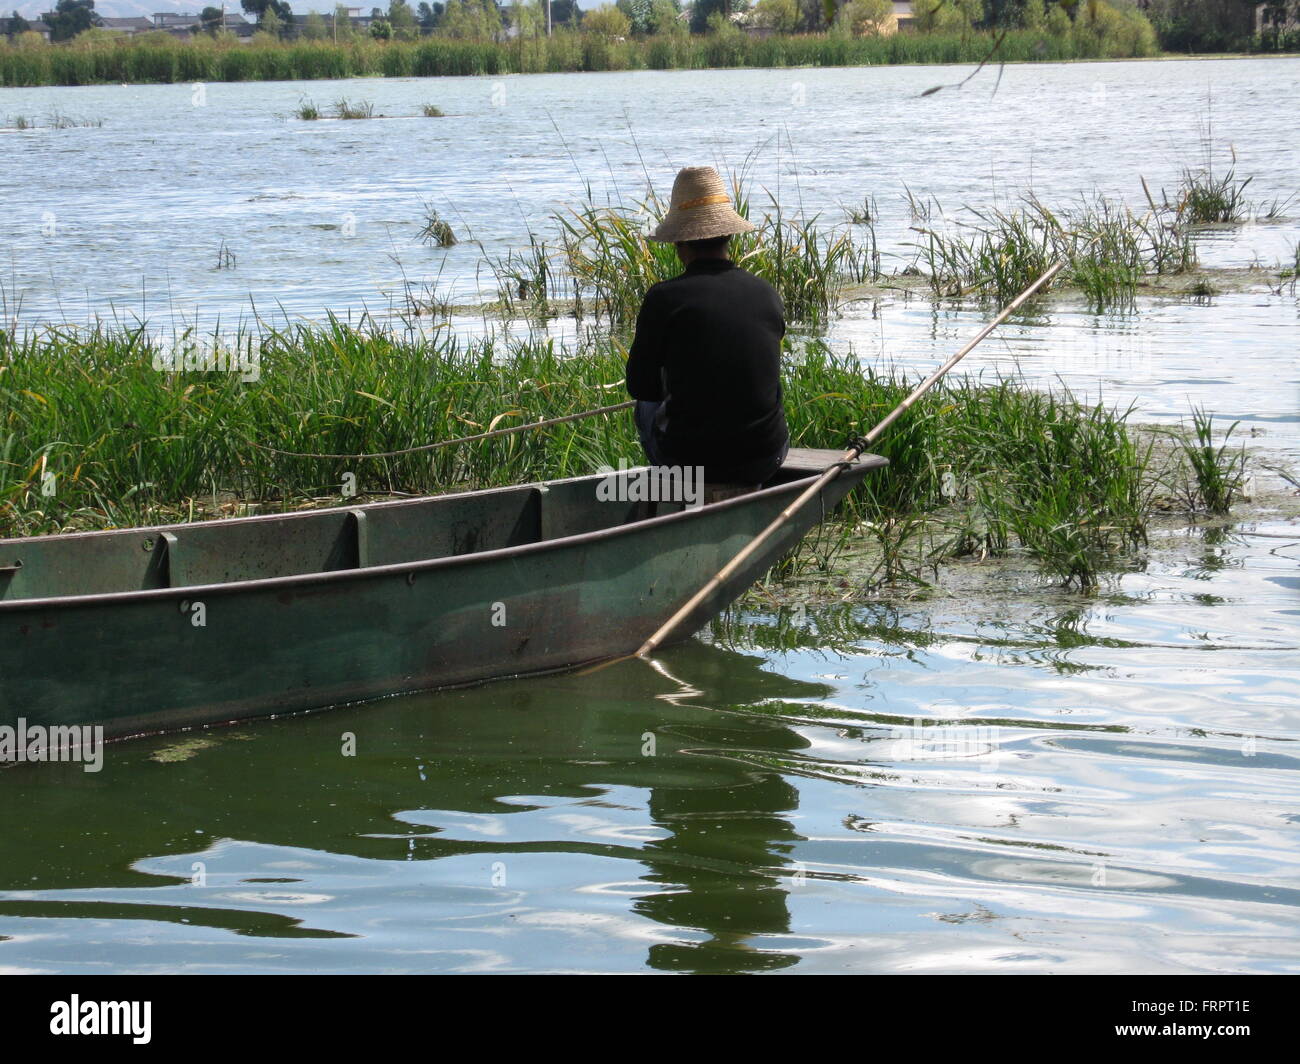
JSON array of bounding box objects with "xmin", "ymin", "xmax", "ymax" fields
[{"xmin": 626, "ymin": 166, "xmax": 790, "ymax": 486}]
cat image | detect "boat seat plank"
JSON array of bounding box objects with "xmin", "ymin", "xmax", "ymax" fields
[{"xmin": 779, "ymin": 447, "xmax": 888, "ymax": 475}]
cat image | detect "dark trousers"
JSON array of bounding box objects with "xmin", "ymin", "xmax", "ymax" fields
[{"xmin": 634, "ymin": 400, "xmax": 789, "ymax": 485}]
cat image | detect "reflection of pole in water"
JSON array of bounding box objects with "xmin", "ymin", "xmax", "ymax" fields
[{"xmin": 633, "ymin": 648, "xmax": 810, "ymax": 973}]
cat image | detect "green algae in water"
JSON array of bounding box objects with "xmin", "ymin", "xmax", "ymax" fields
[{"xmin": 150, "ymin": 736, "xmax": 220, "ymax": 764}]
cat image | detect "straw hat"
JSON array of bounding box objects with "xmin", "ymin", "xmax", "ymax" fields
[{"xmin": 649, "ymin": 166, "xmax": 755, "ymax": 244}]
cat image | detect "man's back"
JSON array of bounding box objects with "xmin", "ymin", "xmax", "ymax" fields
[{"xmin": 626, "ymin": 258, "xmax": 789, "ymax": 481}]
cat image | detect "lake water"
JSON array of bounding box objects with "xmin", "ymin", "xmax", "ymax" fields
[{"xmin": 1, "ymin": 57, "xmax": 1298, "ymax": 974}]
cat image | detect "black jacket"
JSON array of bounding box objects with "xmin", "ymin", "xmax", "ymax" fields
[{"xmin": 625, "ymin": 259, "xmax": 789, "ymax": 478}]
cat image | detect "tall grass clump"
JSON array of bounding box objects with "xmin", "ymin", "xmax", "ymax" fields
[
  {"xmin": 1161, "ymin": 120, "xmax": 1257, "ymax": 227},
  {"xmin": 0, "ymin": 327, "xmax": 1234, "ymax": 590},
  {"xmin": 0, "ymin": 321, "xmax": 642, "ymax": 535},
  {"xmin": 910, "ymin": 197, "xmax": 1057, "ymax": 305},
  {"xmin": 333, "ymin": 97, "xmax": 374, "ymax": 120},
  {"xmin": 954, "ymin": 386, "xmax": 1151, "ymax": 588},
  {"xmin": 418, "ymin": 205, "xmax": 457, "ymax": 247},
  {"xmin": 1172, "ymin": 408, "xmax": 1247, "ymax": 514},
  {"xmin": 911, "ymin": 188, "xmax": 1196, "ymax": 310},
  {"xmin": 557, "ymin": 182, "xmax": 874, "ymax": 329},
  {"xmin": 44, "ymin": 109, "xmax": 103, "ymax": 129},
  {"xmin": 1275, "ymin": 243, "xmax": 1300, "ymax": 297},
  {"xmin": 0, "ymin": 27, "xmax": 1154, "ymax": 89},
  {"xmin": 490, "ymin": 232, "xmax": 572, "ymax": 318},
  {"xmin": 1171, "ymin": 160, "xmax": 1253, "ymax": 225},
  {"xmin": 781, "ymin": 344, "xmax": 1157, "ymax": 588}
]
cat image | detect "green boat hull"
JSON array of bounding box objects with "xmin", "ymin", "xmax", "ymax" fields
[{"xmin": 0, "ymin": 450, "xmax": 885, "ymax": 741}]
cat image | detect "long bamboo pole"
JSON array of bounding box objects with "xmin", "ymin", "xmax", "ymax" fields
[{"xmin": 631, "ymin": 256, "xmax": 1069, "ymax": 662}]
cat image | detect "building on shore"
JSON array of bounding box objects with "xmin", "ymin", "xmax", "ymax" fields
[
  {"xmin": 98, "ymin": 16, "xmax": 155, "ymax": 36},
  {"xmin": 892, "ymin": 1, "xmax": 917, "ymax": 32},
  {"xmin": 0, "ymin": 16, "xmax": 53, "ymax": 39}
]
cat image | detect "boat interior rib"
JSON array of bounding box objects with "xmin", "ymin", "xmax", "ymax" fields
[{"xmin": 0, "ymin": 449, "xmax": 863, "ymax": 603}]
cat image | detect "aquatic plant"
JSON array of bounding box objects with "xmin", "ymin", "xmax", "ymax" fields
[
  {"xmin": 781, "ymin": 347, "xmax": 1157, "ymax": 589},
  {"xmin": 1174, "ymin": 408, "xmax": 1247, "ymax": 515},
  {"xmin": 333, "ymin": 97, "xmax": 374, "ymax": 120},
  {"xmin": 489, "ymin": 231, "xmax": 569, "ymax": 318},
  {"xmin": 43, "ymin": 109, "xmax": 102, "ymax": 129},
  {"xmin": 294, "ymin": 97, "xmax": 320, "ymax": 120},
  {"xmin": 1275, "ymin": 243, "xmax": 1300, "ymax": 297},
  {"xmin": 910, "ymin": 188, "xmax": 1198, "ymax": 310},
  {"xmin": 213, "ymin": 239, "xmax": 237, "ymax": 270},
  {"xmin": 2, "ymin": 320, "xmax": 1257, "ymax": 591},
  {"xmin": 418, "ymin": 206, "xmax": 457, "ymax": 248},
  {"xmin": 556, "ymin": 182, "xmax": 874, "ymax": 329},
  {"xmin": 0, "ymin": 29, "xmax": 1150, "ymax": 89},
  {"xmin": 844, "ymin": 197, "xmax": 876, "ymax": 225},
  {"xmin": 1258, "ymin": 192, "xmax": 1297, "ymax": 221},
  {"xmin": 910, "ymin": 197, "xmax": 1057, "ymax": 305},
  {"xmin": 420, "ymin": 103, "xmax": 445, "ymax": 117},
  {"xmin": 0, "ymin": 325, "xmax": 1151, "ymax": 559},
  {"xmin": 1173, "ymin": 160, "xmax": 1253, "ymax": 225}
]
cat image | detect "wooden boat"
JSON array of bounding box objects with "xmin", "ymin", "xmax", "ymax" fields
[{"xmin": 0, "ymin": 448, "xmax": 885, "ymax": 742}]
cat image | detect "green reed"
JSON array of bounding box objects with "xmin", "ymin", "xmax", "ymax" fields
[
  {"xmin": 1173, "ymin": 408, "xmax": 1247, "ymax": 514},
  {"xmin": 911, "ymin": 190, "xmax": 1197, "ymax": 311},
  {"xmin": 332, "ymin": 97, "xmax": 374, "ymax": 120},
  {"xmin": 1277, "ymin": 243, "xmax": 1300, "ymax": 297},
  {"xmin": 0, "ymin": 29, "xmax": 1152, "ymax": 89},
  {"xmin": 0, "ymin": 320, "xmax": 640, "ymax": 535},
  {"xmin": 1, "ymin": 323, "xmax": 1243, "ymax": 590},
  {"xmin": 491, "ymin": 231, "xmax": 573, "ymax": 318},
  {"xmin": 1173, "ymin": 163, "xmax": 1253, "ymax": 225},
  {"xmin": 555, "ymin": 183, "xmax": 874, "ymax": 330},
  {"xmin": 782, "ymin": 347, "xmax": 1159, "ymax": 589},
  {"xmin": 418, "ymin": 205, "xmax": 457, "ymax": 248}
]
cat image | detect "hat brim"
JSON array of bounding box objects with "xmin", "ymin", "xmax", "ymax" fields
[{"xmin": 649, "ymin": 205, "xmax": 756, "ymax": 244}]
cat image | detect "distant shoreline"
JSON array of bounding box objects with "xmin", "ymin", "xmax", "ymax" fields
[
  {"xmin": 2, "ymin": 47, "xmax": 1296, "ymax": 91},
  {"xmin": 0, "ymin": 29, "xmax": 1194, "ymax": 89}
]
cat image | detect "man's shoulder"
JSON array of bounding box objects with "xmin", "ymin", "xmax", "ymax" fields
[
  {"xmin": 727, "ymin": 264, "xmax": 778, "ymax": 291},
  {"xmin": 654, "ymin": 264, "xmax": 775, "ymax": 290},
  {"xmin": 645, "ymin": 263, "xmax": 781, "ymax": 308}
]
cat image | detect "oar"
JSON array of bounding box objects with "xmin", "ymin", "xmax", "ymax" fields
[{"xmin": 590, "ymin": 256, "xmax": 1069, "ymax": 674}]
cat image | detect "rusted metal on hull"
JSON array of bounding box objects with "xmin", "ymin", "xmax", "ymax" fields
[{"xmin": 0, "ymin": 451, "xmax": 886, "ymax": 740}]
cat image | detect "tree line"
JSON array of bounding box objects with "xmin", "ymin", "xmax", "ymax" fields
[{"xmin": 7, "ymin": 0, "xmax": 1298, "ymax": 52}]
